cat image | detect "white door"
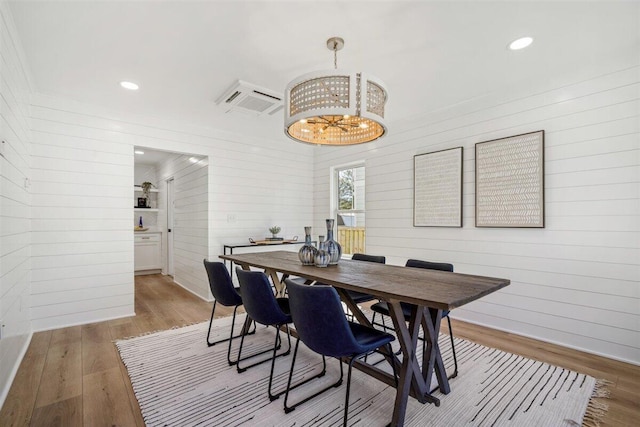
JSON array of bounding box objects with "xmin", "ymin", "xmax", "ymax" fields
[{"xmin": 167, "ymin": 177, "xmax": 175, "ymax": 276}]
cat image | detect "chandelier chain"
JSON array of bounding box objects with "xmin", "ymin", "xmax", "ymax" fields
[{"xmin": 334, "ymin": 42, "xmax": 338, "ymax": 69}]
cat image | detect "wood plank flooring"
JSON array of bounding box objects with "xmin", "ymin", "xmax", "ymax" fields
[{"xmin": 0, "ymin": 274, "xmax": 638, "ymax": 426}]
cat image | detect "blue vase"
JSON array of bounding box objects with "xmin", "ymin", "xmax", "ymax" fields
[
  {"xmin": 324, "ymin": 219, "xmax": 342, "ymax": 265},
  {"xmin": 314, "ymin": 236, "xmax": 330, "ymax": 268},
  {"xmin": 298, "ymin": 226, "xmax": 318, "ymax": 265}
]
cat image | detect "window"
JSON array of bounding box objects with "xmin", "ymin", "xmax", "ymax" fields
[{"xmin": 335, "ymin": 164, "xmax": 365, "ymax": 255}]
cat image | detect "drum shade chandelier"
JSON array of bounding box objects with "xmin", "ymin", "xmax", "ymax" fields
[{"xmin": 284, "ymin": 37, "xmax": 388, "ymax": 146}]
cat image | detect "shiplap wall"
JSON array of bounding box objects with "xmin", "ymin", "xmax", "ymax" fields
[
  {"xmin": 0, "ymin": 0, "xmax": 33, "ymax": 405},
  {"xmin": 313, "ymin": 64, "xmax": 639, "ymax": 364},
  {"xmin": 29, "ymin": 99, "xmax": 135, "ymax": 330},
  {"xmin": 156, "ymin": 154, "xmax": 209, "ymax": 299},
  {"xmin": 27, "ymin": 92, "xmax": 313, "ymax": 330}
]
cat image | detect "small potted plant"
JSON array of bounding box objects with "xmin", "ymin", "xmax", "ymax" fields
[
  {"xmin": 140, "ymin": 182, "xmax": 155, "ymax": 206},
  {"xmin": 268, "ymin": 226, "xmax": 282, "ymax": 240}
]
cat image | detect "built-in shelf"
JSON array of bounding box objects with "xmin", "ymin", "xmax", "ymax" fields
[
  {"xmin": 134, "ymin": 185, "xmax": 158, "ymax": 210},
  {"xmin": 134, "ymin": 186, "xmax": 159, "ymax": 193}
]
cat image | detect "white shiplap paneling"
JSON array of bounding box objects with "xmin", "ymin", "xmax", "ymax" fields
[
  {"xmin": 28, "ymin": 102, "xmax": 136, "ymax": 330},
  {"xmin": 313, "ymin": 63, "xmax": 640, "ymax": 365},
  {"xmin": 156, "ymin": 154, "xmax": 209, "ymax": 298},
  {"xmin": 0, "ymin": 0, "xmax": 33, "ymax": 407},
  {"xmin": 27, "ymin": 91, "xmax": 314, "ymax": 329}
]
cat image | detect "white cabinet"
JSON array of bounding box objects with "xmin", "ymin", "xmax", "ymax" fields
[{"xmin": 135, "ymin": 233, "xmax": 162, "ymax": 272}]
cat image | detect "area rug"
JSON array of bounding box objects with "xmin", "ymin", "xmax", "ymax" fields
[{"xmin": 115, "ymin": 315, "xmax": 607, "ymax": 426}]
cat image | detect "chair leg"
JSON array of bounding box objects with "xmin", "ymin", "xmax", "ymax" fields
[
  {"xmin": 343, "ymin": 358, "xmax": 358, "ymax": 427},
  {"xmin": 372, "ymin": 313, "xmax": 403, "ymax": 356},
  {"xmin": 225, "ymin": 307, "xmax": 259, "ymax": 365},
  {"xmin": 365, "ymin": 311, "xmax": 384, "ymax": 363},
  {"xmin": 284, "ymin": 339, "xmax": 341, "ymax": 414},
  {"xmin": 235, "ymin": 315, "xmax": 250, "ymax": 370},
  {"xmin": 343, "ymin": 351, "xmax": 394, "ymax": 427},
  {"xmin": 380, "ymin": 312, "xmax": 394, "ymax": 334},
  {"xmin": 237, "ymin": 321, "xmax": 289, "ymax": 373},
  {"xmin": 347, "ymin": 310, "xmax": 355, "ymax": 322},
  {"xmin": 208, "ymin": 302, "xmax": 257, "ymax": 367},
  {"xmin": 206, "ymin": 300, "xmax": 221, "ymax": 346},
  {"xmin": 268, "ymin": 325, "xmax": 294, "ymax": 401}
]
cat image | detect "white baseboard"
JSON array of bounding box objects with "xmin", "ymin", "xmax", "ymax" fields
[
  {"xmin": 454, "ymin": 315, "xmax": 640, "ymax": 367},
  {"xmin": 32, "ymin": 312, "xmax": 136, "ymax": 333},
  {"xmin": 172, "ymin": 279, "xmax": 213, "ymax": 302},
  {"xmin": 135, "ymin": 269, "xmax": 162, "ymax": 276},
  {"xmin": 0, "ymin": 331, "xmax": 33, "ymax": 410}
]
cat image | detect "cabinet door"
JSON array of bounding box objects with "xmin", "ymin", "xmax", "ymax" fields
[{"xmin": 135, "ymin": 235, "xmax": 161, "ymax": 270}]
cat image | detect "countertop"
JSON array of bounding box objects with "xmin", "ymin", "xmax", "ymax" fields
[{"xmin": 134, "ymin": 229, "xmax": 162, "ymax": 235}]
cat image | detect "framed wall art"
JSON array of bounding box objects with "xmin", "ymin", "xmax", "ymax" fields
[
  {"xmin": 475, "ymin": 130, "xmax": 545, "ymax": 228},
  {"xmin": 414, "ymin": 146, "xmax": 463, "ymax": 227}
]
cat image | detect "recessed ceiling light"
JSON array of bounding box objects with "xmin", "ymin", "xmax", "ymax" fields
[
  {"xmin": 509, "ymin": 37, "xmax": 533, "ymax": 50},
  {"xmin": 120, "ymin": 81, "xmax": 139, "ymax": 90},
  {"xmin": 134, "ymin": 150, "xmax": 144, "ymax": 155}
]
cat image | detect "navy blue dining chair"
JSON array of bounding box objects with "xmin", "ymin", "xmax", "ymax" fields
[
  {"xmin": 203, "ymin": 259, "xmax": 255, "ymax": 365},
  {"xmin": 236, "ymin": 268, "xmax": 328, "ymax": 401},
  {"xmin": 370, "ymin": 259, "xmax": 458, "ymax": 378},
  {"xmin": 344, "ymin": 253, "xmax": 386, "ymax": 304},
  {"xmin": 284, "ymin": 279, "xmax": 396, "ymax": 426}
]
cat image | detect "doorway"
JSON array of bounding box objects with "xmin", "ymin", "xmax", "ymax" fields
[{"xmin": 133, "ymin": 146, "xmax": 209, "ymax": 299}]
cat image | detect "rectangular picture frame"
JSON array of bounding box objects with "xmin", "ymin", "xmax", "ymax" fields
[
  {"xmin": 475, "ymin": 130, "xmax": 545, "ymax": 228},
  {"xmin": 414, "ymin": 146, "xmax": 463, "ymax": 227}
]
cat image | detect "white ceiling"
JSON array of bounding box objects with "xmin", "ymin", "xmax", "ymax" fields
[
  {"xmin": 133, "ymin": 146, "xmax": 180, "ymax": 166},
  {"xmin": 9, "ymin": 1, "xmax": 639, "ymax": 140}
]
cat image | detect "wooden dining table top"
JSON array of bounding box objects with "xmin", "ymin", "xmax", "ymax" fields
[{"xmin": 219, "ymin": 250, "xmax": 510, "ymax": 310}]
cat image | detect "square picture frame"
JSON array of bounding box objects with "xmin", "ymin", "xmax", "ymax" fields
[
  {"xmin": 414, "ymin": 146, "xmax": 463, "ymax": 227},
  {"xmin": 475, "ymin": 130, "xmax": 545, "ymax": 228}
]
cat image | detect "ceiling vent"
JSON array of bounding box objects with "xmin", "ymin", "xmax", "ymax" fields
[{"xmin": 215, "ymin": 80, "xmax": 283, "ymax": 116}]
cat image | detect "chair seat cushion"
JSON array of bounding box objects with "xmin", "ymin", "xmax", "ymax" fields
[
  {"xmin": 371, "ymin": 301, "xmax": 450, "ymax": 319},
  {"xmin": 348, "ymin": 322, "xmax": 395, "ymax": 354},
  {"xmin": 311, "ymin": 281, "xmax": 374, "ymax": 303},
  {"xmin": 346, "ymin": 290, "xmax": 376, "ymax": 304}
]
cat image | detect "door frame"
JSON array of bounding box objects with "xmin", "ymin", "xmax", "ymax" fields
[{"xmin": 166, "ymin": 176, "xmax": 175, "ymax": 276}]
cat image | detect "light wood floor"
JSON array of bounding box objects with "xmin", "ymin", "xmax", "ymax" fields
[{"xmin": 0, "ymin": 274, "xmax": 638, "ymax": 426}]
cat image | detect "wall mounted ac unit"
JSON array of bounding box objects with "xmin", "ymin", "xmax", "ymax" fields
[{"xmin": 215, "ymin": 80, "xmax": 284, "ymax": 116}]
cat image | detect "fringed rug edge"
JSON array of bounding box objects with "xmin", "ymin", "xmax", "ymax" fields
[
  {"xmin": 582, "ymin": 378, "xmax": 611, "ymax": 427},
  {"xmin": 112, "ymin": 320, "xmax": 211, "ymax": 343}
]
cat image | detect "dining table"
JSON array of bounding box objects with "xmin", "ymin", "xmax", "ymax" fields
[{"xmin": 219, "ymin": 250, "xmax": 510, "ymax": 426}]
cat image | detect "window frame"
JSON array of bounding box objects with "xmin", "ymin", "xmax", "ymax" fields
[{"xmin": 331, "ymin": 161, "xmax": 366, "ymax": 255}]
